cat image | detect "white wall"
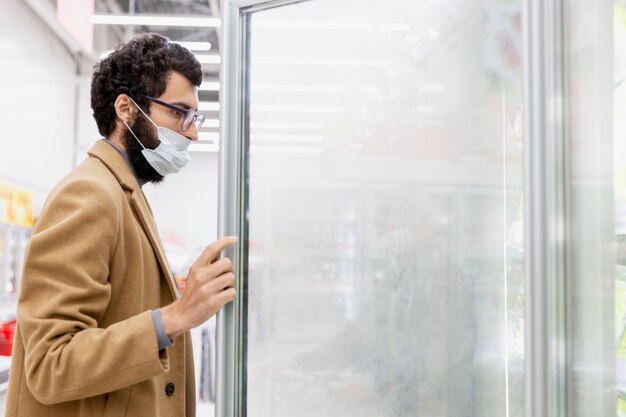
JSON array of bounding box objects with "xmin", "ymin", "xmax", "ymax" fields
[
  {"xmin": 0, "ymin": 0, "xmax": 78, "ymax": 207},
  {"xmin": 144, "ymin": 152, "xmax": 220, "ymax": 256}
]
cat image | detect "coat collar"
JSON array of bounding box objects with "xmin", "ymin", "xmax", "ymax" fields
[
  {"xmin": 87, "ymin": 140, "xmax": 139, "ymax": 192},
  {"xmin": 87, "ymin": 140, "xmax": 180, "ymax": 299}
]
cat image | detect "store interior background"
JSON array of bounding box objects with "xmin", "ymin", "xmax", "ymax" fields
[
  {"xmin": 0, "ymin": 0, "xmax": 221, "ymax": 248},
  {"xmin": 1, "ymin": 0, "xmax": 626, "ymax": 416},
  {"xmin": 0, "ymin": 0, "xmax": 221, "ymax": 414}
]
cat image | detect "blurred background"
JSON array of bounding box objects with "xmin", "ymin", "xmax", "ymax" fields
[{"xmin": 0, "ymin": 0, "xmax": 223, "ymax": 414}]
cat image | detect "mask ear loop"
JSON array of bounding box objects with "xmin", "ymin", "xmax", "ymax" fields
[
  {"xmin": 125, "ymin": 96, "xmax": 162, "ymax": 149},
  {"xmin": 122, "ymin": 119, "xmax": 146, "ymax": 150},
  {"xmin": 128, "ymin": 96, "xmax": 159, "ymax": 129}
]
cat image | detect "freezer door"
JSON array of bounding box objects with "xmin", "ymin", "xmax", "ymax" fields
[{"xmin": 219, "ymin": 1, "xmax": 526, "ymax": 416}]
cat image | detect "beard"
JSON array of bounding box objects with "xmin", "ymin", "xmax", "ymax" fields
[{"xmin": 121, "ymin": 115, "xmax": 165, "ymax": 185}]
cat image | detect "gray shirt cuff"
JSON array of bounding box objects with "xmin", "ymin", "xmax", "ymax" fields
[{"xmin": 151, "ymin": 308, "xmax": 174, "ymax": 351}]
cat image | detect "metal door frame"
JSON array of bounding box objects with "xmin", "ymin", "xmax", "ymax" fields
[
  {"xmin": 523, "ymin": 0, "xmax": 569, "ymax": 417},
  {"xmin": 217, "ymin": 2, "xmax": 312, "ymax": 417}
]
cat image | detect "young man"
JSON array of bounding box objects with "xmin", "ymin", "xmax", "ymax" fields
[{"xmin": 5, "ymin": 33, "xmax": 236, "ymax": 417}]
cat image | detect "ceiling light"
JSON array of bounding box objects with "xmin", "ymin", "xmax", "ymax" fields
[
  {"xmin": 199, "ymin": 82, "xmax": 220, "ymax": 91},
  {"xmin": 195, "ymin": 55, "xmax": 221, "ymax": 64},
  {"xmin": 189, "ymin": 143, "xmax": 219, "ymax": 152},
  {"xmin": 91, "ymin": 15, "xmax": 221, "ymax": 28},
  {"xmin": 202, "ymin": 119, "xmax": 220, "ymax": 128},
  {"xmin": 198, "ymin": 132, "xmax": 219, "ymax": 142},
  {"xmin": 175, "ymin": 41, "xmax": 212, "ymax": 51},
  {"xmin": 199, "ymin": 102, "xmax": 220, "ymax": 111}
]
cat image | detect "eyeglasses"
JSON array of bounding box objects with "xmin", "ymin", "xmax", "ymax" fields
[{"xmin": 141, "ymin": 94, "xmax": 206, "ymax": 131}]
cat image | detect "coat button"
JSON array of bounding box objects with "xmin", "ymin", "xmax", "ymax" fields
[{"xmin": 165, "ymin": 383, "xmax": 175, "ymax": 396}]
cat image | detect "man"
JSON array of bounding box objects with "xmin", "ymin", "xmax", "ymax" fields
[{"xmin": 5, "ymin": 33, "xmax": 236, "ymax": 417}]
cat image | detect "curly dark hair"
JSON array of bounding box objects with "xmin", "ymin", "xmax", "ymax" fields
[{"xmin": 91, "ymin": 33, "xmax": 202, "ymax": 137}]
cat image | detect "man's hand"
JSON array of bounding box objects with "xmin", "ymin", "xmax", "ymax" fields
[{"xmin": 161, "ymin": 236, "xmax": 238, "ymax": 340}]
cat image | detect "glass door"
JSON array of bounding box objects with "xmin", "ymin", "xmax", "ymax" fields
[
  {"xmin": 219, "ymin": 1, "xmax": 526, "ymax": 416},
  {"xmin": 0, "ymin": 226, "xmax": 6, "ymax": 301},
  {"xmin": 565, "ymin": 1, "xmax": 624, "ymax": 416}
]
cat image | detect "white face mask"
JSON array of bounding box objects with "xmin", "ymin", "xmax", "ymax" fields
[{"xmin": 123, "ymin": 98, "xmax": 192, "ymax": 176}]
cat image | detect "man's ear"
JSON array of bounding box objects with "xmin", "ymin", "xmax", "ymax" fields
[{"xmin": 114, "ymin": 94, "xmax": 136, "ymax": 124}]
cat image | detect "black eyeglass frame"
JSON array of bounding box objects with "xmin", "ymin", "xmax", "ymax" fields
[{"xmin": 141, "ymin": 94, "xmax": 206, "ymax": 131}]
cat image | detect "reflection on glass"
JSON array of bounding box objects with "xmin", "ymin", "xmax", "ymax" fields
[
  {"xmin": 0, "ymin": 226, "xmax": 30, "ymax": 299},
  {"xmin": 245, "ymin": 0, "xmax": 524, "ymax": 416},
  {"xmin": 0, "ymin": 226, "xmax": 5, "ymax": 297},
  {"xmin": 615, "ymin": 2, "xmax": 626, "ymax": 416},
  {"xmin": 564, "ymin": 1, "xmax": 620, "ymax": 417}
]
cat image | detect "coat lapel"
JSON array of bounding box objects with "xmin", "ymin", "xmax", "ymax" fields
[
  {"xmin": 87, "ymin": 140, "xmax": 180, "ymax": 299},
  {"xmin": 130, "ymin": 191, "xmax": 180, "ymax": 298}
]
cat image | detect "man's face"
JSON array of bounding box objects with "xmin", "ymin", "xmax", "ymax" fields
[{"xmin": 122, "ymin": 71, "xmax": 200, "ymax": 184}]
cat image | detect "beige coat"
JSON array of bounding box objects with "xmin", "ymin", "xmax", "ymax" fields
[{"xmin": 5, "ymin": 140, "xmax": 195, "ymax": 417}]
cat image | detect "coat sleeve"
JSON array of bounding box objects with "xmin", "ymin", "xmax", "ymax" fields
[{"xmin": 17, "ymin": 175, "xmax": 169, "ymax": 405}]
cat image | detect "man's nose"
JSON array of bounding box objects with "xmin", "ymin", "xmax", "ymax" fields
[{"xmin": 184, "ymin": 123, "xmax": 199, "ymax": 141}]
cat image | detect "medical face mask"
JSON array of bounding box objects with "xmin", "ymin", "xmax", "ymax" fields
[{"xmin": 123, "ymin": 99, "xmax": 192, "ymax": 176}]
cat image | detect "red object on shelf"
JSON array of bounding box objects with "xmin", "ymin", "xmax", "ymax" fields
[{"xmin": 0, "ymin": 320, "xmax": 17, "ymax": 356}]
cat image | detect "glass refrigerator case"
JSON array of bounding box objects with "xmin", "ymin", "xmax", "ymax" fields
[
  {"xmin": 0, "ymin": 224, "xmax": 30, "ymax": 360},
  {"xmin": 218, "ymin": 0, "xmax": 526, "ymax": 416},
  {"xmin": 0, "ymin": 224, "xmax": 30, "ymax": 303}
]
